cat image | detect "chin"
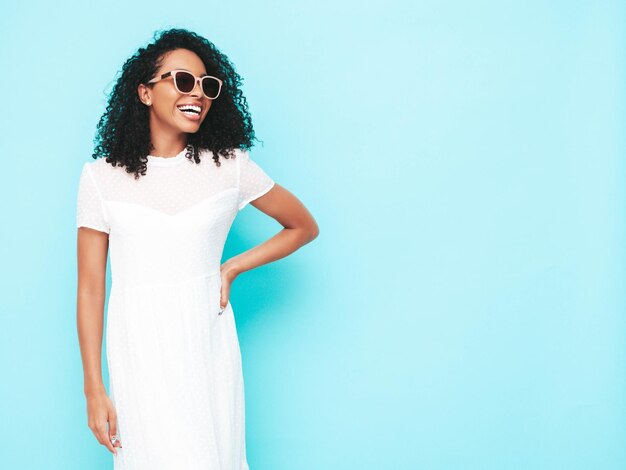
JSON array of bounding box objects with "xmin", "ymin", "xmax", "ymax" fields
[{"xmin": 176, "ymin": 117, "xmax": 203, "ymax": 130}]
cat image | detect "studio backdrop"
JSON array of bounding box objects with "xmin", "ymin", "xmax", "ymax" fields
[{"xmin": 0, "ymin": 1, "xmax": 624, "ymax": 469}]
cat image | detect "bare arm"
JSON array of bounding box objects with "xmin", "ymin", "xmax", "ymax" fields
[
  {"xmin": 77, "ymin": 227, "xmax": 120, "ymax": 454},
  {"xmin": 219, "ymin": 183, "xmax": 319, "ymax": 306},
  {"xmin": 77, "ymin": 227, "xmax": 108, "ymax": 395}
]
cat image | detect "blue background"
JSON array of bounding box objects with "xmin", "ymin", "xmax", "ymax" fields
[{"xmin": 0, "ymin": 1, "xmax": 624, "ymax": 469}]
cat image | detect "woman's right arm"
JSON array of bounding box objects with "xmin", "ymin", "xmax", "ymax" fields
[{"xmin": 77, "ymin": 226, "xmax": 120, "ymax": 455}]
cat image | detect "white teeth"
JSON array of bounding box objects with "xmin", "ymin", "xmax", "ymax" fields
[{"xmin": 177, "ymin": 104, "xmax": 201, "ymax": 114}]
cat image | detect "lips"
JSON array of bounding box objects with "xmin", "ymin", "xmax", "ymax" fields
[{"xmin": 177, "ymin": 106, "xmax": 201, "ymax": 122}]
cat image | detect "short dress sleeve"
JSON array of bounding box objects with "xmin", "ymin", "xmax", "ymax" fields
[
  {"xmin": 236, "ymin": 149, "xmax": 275, "ymax": 211},
  {"xmin": 76, "ymin": 162, "xmax": 110, "ymax": 234}
]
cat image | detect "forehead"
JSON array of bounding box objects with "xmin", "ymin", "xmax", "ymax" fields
[{"xmin": 158, "ymin": 49, "xmax": 207, "ymax": 75}]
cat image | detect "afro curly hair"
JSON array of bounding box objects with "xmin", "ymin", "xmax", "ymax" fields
[{"xmin": 92, "ymin": 28, "xmax": 259, "ymax": 179}]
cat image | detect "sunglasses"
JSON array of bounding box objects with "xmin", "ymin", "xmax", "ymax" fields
[{"xmin": 147, "ymin": 69, "xmax": 223, "ymax": 100}]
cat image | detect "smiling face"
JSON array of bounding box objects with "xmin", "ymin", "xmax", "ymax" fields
[{"xmin": 138, "ymin": 48, "xmax": 213, "ymax": 138}]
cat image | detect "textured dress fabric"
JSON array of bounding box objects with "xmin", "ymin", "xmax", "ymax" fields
[{"xmin": 76, "ymin": 147, "xmax": 275, "ymax": 469}]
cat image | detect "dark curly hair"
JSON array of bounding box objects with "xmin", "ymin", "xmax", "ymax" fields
[{"xmin": 92, "ymin": 28, "xmax": 259, "ymax": 179}]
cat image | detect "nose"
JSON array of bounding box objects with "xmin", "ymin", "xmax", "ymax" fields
[{"xmin": 189, "ymin": 78, "xmax": 203, "ymax": 98}]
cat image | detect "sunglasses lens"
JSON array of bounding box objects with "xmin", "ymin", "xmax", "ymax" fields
[
  {"xmin": 174, "ymin": 71, "xmax": 195, "ymax": 93},
  {"xmin": 202, "ymin": 77, "xmax": 221, "ymax": 99}
]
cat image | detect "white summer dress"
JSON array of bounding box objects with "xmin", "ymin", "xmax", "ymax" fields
[{"xmin": 76, "ymin": 146, "xmax": 275, "ymax": 470}]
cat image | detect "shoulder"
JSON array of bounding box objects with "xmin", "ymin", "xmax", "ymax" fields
[
  {"xmin": 234, "ymin": 147, "xmax": 250, "ymax": 160},
  {"xmin": 83, "ymin": 158, "xmax": 135, "ymax": 181},
  {"xmin": 231, "ymin": 148, "xmax": 254, "ymax": 167},
  {"xmin": 79, "ymin": 159, "xmax": 98, "ymax": 183},
  {"xmin": 200, "ymin": 147, "xmax": 248, "ymax": 170},
  {"xmin": 90, "ymin": 157, "xmax": 122, "ymax": 171},
  {"xmin": 225, "ymin": 147, "xmax": 248, "ymax": 161},
  {"xmin": 79, "ymin": 158, "xmax": 130, "ymax": 196},
  {"xmin": 196, "ymin": 147, "xmax": 243, "ymax": 161},
  {"xmin": 80, "ymin": 157, "xmax": 120, "ymax": 175}
]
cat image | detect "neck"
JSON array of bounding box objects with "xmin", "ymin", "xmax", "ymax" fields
[{"xmin": 148, "ymin": 119, "xmax": 188, "ymax": 157}]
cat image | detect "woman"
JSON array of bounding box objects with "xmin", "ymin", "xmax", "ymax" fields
[{"xmin": 76, "ymin": 28, "xmax": 319, "ymax": 469}]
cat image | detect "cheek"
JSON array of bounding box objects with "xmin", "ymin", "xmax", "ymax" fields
[
  {"xmin": 153, "ymin": 88, "xmax": 179, "ymax": 112},
  {"xmin": 156, "ymin": 98, "xmax": 180, "ymax": 118},
  {"xmin": 154, "ymin": 102, "xmax": 177, "ymax": 120}
]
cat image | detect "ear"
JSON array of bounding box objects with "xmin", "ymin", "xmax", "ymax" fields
[{"xmin": 137, "ymin": 83, "xmax": 152, "ymax": 106}]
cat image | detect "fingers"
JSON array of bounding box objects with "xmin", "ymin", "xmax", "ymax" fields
[
  {"xmin": 219, "ymin": 279, "xmax": 232, "ymax": 315},
  {"xmin": 88, "ymin": 404, "xmax": 121, "ymax": 455},
  {"xmin": 109, "ymin": 409, "xmax": 122, "ymax": 450},
  {"xmin": 90, "ymin": 419, "xmax": 117, "ymax": 455},
  {"xmin": 219, "ymin": 288, "xmax": 228, "ymax": 315}
]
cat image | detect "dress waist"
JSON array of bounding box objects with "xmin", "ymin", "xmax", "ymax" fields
[{"xmin": 109, "ymin": 270, "xmax": 221, "ymax": 293}]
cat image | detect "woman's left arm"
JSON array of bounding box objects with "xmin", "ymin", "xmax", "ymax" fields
[{"xmin": 219, "ymin": 183, "xmax": 319, "ymax": 307}]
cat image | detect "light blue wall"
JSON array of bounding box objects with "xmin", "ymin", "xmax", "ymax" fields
[{"xmin": 0, "ymin": 1, "xmax": 624, "ymax": 468}]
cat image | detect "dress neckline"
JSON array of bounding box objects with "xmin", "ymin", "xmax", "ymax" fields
[{"xmin": 147, "ymin": 145, "xmax": 190, "ymax": 167}]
